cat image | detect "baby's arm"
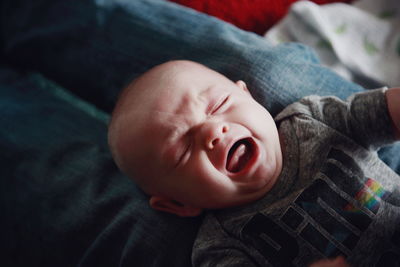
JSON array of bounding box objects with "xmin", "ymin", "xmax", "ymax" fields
[{"xmin": 386, "ymin": 87, "xmax": 400, "ymax": 139}]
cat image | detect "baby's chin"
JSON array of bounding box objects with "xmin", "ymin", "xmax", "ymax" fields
[
  {"xmin": 213, "ymin": 178, "xmax": 278, "ymax": 210},
  {"xmin": 236, "ymin": 162, "xmax": 281, "ymax": 198},
  {"xmin": 211, "ymin": 190, "xmax": 268, "ymax": 210}
]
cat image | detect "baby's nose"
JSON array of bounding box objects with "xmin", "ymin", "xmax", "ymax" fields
[{"xmin": 200, "ymin": 122, "xmax": 229, "ymax": 150}]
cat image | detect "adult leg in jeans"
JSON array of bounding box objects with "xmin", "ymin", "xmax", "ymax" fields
[
  {"xmin": 0, "ymin": 0, "xmax": 364, "ymax": 112},
  {"xmin": 2, "ymin": 0, "xmax": 398, "ymax": 173}
]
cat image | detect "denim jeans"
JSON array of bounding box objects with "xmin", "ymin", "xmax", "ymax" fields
[
  {"xmin": 1, "ymin": 0, "xmax": 364, "ymax": 113},
  {"xmin": 1, "ymin": 1, "xmax": 399, "ymax": 266},
  {"xmin": 4, "ymin": 0, "xmax": 399, "ymax": 172}
]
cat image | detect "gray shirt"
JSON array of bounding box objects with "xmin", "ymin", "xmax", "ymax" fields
[{"xmin": 192, "ymin": 88, "xmax": 400, "ymax": 267}]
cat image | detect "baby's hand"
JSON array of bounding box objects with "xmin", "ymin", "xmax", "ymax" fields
[{"xmin": 309, "ymin": 256, "xmax": 350, "ymax": 267}]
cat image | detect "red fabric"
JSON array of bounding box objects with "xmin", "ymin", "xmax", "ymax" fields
[{"xmin": 169, "ymin": 0, "xmax": 353, "ymax": 35}]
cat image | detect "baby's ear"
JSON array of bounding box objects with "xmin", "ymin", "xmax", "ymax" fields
[
  {"xmin": 235, "ymin": 80, "xmax": 250, "ymax": 94},
  {"xmin": 149, "ymin": 196, "xmax": 203, "ymax": 217}
]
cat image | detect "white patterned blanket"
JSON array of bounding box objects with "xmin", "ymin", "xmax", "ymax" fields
[{"xmin": 265, "ymin": 0, "xmax": 400, "ymax": 88}]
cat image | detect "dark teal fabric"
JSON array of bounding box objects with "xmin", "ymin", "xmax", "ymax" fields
[{"xmin": 0, "ymin": 67, "xmax": 200, "ymax": 266}]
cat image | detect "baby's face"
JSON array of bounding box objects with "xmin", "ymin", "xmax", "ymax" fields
[{"xmin": 113, "ymin": 61, "xmax": 282, "ymax": 216}]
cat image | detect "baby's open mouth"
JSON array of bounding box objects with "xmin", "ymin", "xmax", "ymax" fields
[{"xmin": 226, "ymin": 138, "xmax": 254, "ymax": 173}]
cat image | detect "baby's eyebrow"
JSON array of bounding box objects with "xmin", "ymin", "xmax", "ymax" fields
[{"xmin": 172, "ymin": 86, "xmax": 213, "ymax": 118}]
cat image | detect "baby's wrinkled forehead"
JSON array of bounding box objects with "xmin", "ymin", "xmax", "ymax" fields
[{"xmin": 121, "ymin": 60, "xmax": 233, "ymax": 135}]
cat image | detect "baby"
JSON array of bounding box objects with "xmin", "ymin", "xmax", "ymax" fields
[
  {"xmin": 108, "ymin": 60, "xmax": 284, "ymax": 216},
  {"xmin": 108, "ymin": 60, "xmax": 400, "ymax": 266}
]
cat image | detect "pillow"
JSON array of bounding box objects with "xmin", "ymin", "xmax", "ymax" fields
[
  {"xmin": 0, "ymin": 66, "xmax": 201, "ymax": 266},
  {"xmin": 168, "ymin": 0, "xmax": 353, "ymax": 35}
]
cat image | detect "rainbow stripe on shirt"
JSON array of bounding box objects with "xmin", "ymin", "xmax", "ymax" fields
[{"xmin": 344, "ymin": 178, "xmax": 388, "ymax": 213}]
